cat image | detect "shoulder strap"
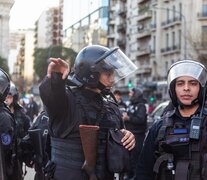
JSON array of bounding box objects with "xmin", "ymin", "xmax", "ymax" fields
[{"xmin": 156, "ymin": 110, "xmax": 175, "ymax": 142}]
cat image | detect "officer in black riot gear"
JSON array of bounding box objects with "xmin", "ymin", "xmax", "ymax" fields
[
  {"xmin": 123, "ymin": 88, "xmax": 147, "ymax": 180},
  {"xmin": 0, "ymin": 68, "xmax": 18, "ymax": 180},
  {"xmin": 5, "ymin": 82, "xmax": 31, "ymax": 139},
  {"xmin": 5, "ymin": 82, "xmax": 31, "ymax": 179},
  {"xmin": 136, "ymin": 60, "xmax": 207, "ymax": 180},
  {"xmin": 39, "ymin": 45, "xmax": 137, "ymax": 180}
]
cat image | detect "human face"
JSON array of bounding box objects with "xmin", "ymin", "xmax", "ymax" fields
[
  {"xmin": 5, "ymin": 95, "xmax": 13, "ymax": 107},
  {"xmin": 175, "ymin": 76, "xmax": 200, "ymax": 106},
  {"xmin": 99, "ymin": 71, "xmax": 115, "ymax": 89}
]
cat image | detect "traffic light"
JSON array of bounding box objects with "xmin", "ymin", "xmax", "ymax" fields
[
  {"xmin": 149, "ymin": 97, "xmax": 155, "ymax": 102},
  {"xmin": 128, "ymin": 80, "xmax": 133, "ymax": 88}
]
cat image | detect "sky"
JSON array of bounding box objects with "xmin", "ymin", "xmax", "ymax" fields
[{"xmin": 10, "ymin": 0, "xmax": 59, "ymax": 30}]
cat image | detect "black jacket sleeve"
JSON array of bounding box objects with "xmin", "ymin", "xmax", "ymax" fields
[{"xmin": 136, "ymin": 120, "xmax": 162, "ymax": 180}]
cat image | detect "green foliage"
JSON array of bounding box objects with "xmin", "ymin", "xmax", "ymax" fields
[
  {"xmin": 33, "ymin": 46, "xmax": 77, "ymax": 81},
  {"xmin": 0, "ymin": 56, "xmax": 9, "ymax": 75}
]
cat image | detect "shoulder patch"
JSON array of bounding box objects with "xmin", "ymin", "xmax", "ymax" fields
[{"xmin": 1, "ymin": 133, "xmax": 12, "ymax": 145}]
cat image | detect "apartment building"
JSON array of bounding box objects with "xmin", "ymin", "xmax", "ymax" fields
[
  {"xmin": 35, "ymin": 6, "xmax": 63, "ymax": 48},
  {"xmin": 0, "ymin": 0, "xmax": 14, "ymax": 60},
  {"xmin": 63, "ymin": 0, "xmax": 108, "ymax": 52},
  {"xmin": 107, "ymin": 0, "xmax": 207, "ymax": 98}
]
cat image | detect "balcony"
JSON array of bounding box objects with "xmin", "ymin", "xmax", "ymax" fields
[
  {"xmin": 117, "ymin": 23, "xmax": 126, "ymax": 33},
  {"xmin": 118, "ymin": 6, "xmax": 127, "ymax": 17},
  {"xmin": 137, "ymin": 10, "xmax": 152, "ymax": 21},
  {"xmin": 136, "ymin": 66, "xmax": 152, "ymax": 74},
  {"xmin": 108, "ymin": 18, "xmax": 115, "ymax": 25},
  {"xmin": 161, "ymin": 45, "xmax": 181, "ymax": 55},
  {"xmin": 197, "ymin": 12, "xmax": 207, "ymax": 20},
  {"xmin": 137, "ymin": 27, "xmax": 151, "ymax": 39},
  {"xmin": 137, "ymin": 46, "xmax": 151, "ymax": 57},
  {"xmin": 138, "ymin": 0, "xmax": 148, "ymax": 4},
  {"xmin": 117, "ymin": 39, "xmax": 126, "ymax": 46},
  {"xmin": 161, "ymin": 16, "xmax": 181, "ymax": 29}
]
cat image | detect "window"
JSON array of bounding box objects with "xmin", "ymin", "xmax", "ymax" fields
[
  {"xmin": 202, "ymin": 5, "xmax": 207, "ymax": 16},
  {"xmin": 167, "ymin": 8, "xmax": 170, "ymax": 22},
  {"xmin": 173, "ymin": 6, "xmax": 176, "ymax": 20},
  {"xmin": 166, "ymin": 33, "xmax": 169, "ymax": 48},
  {"xmin": 179, "ymin": 3, "xmax": 182, "ymax": 20},
  {"xmin": 172, "ymin": 31, "xmax": 175, "ymax": 47},
  {"xmin": 202, "ymin": 26, "xmax": 207, "ymax": 46},
  {"xmin": 178, "ymin": 29, "xmax": 181, "ymax": 48}
]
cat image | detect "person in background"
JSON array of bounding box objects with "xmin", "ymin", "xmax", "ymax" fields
[
  {"xmin": 136, "ymin": 60, "xmax": 207, "ymax": 180},
  {"xmin": 5, "ymin": 82, "xmax": 31, "ymax": 179},
  {"xmin": 5, "ymin": 82, "xmax": 31, "ymax": 139},
  {"xmin": 20, "ymin": 109, "xmax": 50, "ymax": 180},
  {"xmin": 39, "ymin": 45, "xmax": 137, "ymax": 180},
  {"xmin": 113, "ymin": 89, "xmax": 127, "ymax": 114},
  {"xmin": 26, "ymin": 94, "xmax": 39, "ymax": 121},
  {"xmin": 0, "ymin": 68, "xmax": 20, "ymax": 180},
  {"xmin": 122, "ymin": 88, "xmax": 148, "ymax": 180}
]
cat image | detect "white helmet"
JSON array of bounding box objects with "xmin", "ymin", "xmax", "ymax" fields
[{"xmin": 167, "ymin": 60, "xmax": 207, "ymax": 107}]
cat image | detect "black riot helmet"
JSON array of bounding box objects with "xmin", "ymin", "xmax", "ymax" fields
[
  {"xmin": 167, "ymin": 59, "xmax": 207, "ymax": 107},
  {"xmin": 8, "ymin": 82, "xmax": 19, "ymax": 103},
  {"xmin": 0, "ymin": 68, "xmax": 10, "ymax": 102},
  {"xmin": 68, "ymin": 45, "xmax": 137, "ymax": 89}
]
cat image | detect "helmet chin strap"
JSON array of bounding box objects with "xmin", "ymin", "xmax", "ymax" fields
[
  {"xmin": 97, "ymin": 82, "xmax": 107, "ymax": 91},
  {"xmin": 177, "ymin": 98, "xmax": 199, "ymax": 109}
]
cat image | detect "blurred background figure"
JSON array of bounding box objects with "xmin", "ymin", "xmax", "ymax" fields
[
  {"xmin": 113, "ymin": 89, "xmax": 127, "ymax": 114},
  {"xmin": 122, "ymin": 88, "xmax": 148, "ymax": 180},
  {"xmin": 5, "ymin": 82, "xmax": 31, "ymax": 179},
  {"xmin": 26, "ymin": 94, "xmax": 39, "ymax": 121}
]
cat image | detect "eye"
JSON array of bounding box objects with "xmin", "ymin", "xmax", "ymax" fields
[
  {"xmin": 190, "ymin": 81, "xmax": 198, "ymax": 86},
  {"xmin": 176, "ymin": 81, "xmax": 184, "ymax": 86}
]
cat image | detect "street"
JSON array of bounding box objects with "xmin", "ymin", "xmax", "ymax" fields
[{"xmin": 24, "ymin": 166, "xmax": 35, "ymax": 180}]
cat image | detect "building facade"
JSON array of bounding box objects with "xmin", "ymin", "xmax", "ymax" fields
[{"xmin": 0, "ymin": 0, "xmax": 14, "ymax": 60}]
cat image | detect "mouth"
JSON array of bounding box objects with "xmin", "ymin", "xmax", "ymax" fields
[{"xmin": 180, "ymin": 95, "xmax": 192, "ymax": 100}]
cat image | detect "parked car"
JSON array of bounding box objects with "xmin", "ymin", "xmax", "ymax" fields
[{"xmin": 147, "ymin": 100, "xmax": 170, "ymax": 129}]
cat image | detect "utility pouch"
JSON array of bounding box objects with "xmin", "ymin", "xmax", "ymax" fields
[
  {"xmin": 44, "ymin": 160, "xmax": 56, "ymax": 179},
  {"xmin": 107, "ymin": 129, "xmax": 130, "ymax": 173}
]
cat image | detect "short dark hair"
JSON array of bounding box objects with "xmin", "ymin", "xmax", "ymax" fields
[{"xmin": 113, "ymin": 90, "xmax": 121, "ymax": 96}]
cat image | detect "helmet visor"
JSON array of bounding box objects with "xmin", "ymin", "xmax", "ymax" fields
[
  {"xmin": 96, "ymin": 48, "xmax": 137, "ymax": 83},
  {"xmin": 0, "ymin": 70, "xmax": 9, "ymax": 90},
  {"xmin": 168, "ymin": 60, "xmax": 207, "ymax": 87}
]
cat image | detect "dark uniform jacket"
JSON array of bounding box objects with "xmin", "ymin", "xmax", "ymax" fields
[
  {"xmin": 136, "ymin": 107, "xmax": 205, "ymax": 180},
  {"xmin": 14, "ymin": 105, "xmax": 31, "ymax": 139},
  {"xmin": 39, "ymin": 73, "xmax": 124, "ymax": 180},
  {"xmin": 0, "ymin": 102, "xmax": 16, "ymax": 180}
]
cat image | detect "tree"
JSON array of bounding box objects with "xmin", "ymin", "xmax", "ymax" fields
[
  {"xmin": 0, "ymin": 56, "xmax": 9, "ymax": 75},
  {"xmin": 188, "ymin": 31, "xmax": 207, "ymax": 68},
  {"xmin": 34, "ymin": 46, "xmax": 77, "ymax": 81}
]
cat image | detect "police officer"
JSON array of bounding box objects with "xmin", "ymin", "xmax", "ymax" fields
[
  {"xmin": 136, "ymin": 60, "xmax": 207, "ymax": 180},
  {"xmin": 20, "ymin": 109, "xmax": 50, "ymax": 180},
  {"xmin": 0, "ymin": 68, "xmax": 17, "ymax": 180},
  {"xmin": 123, "ymin": 88, "xmax": 147, "ymax": 180},
  {"xmin": 113, "ymin": 89, "xmax": 127, "ymax": 113},
  {"xmin": 5, "ymin": 82, "xmax": 31, "ymax": 139},
  {"xmin": 30, "ymin": 110, "xmax": 50, "ymax": 180},
  {"xmin": 39, "ymin": 45, "xmax": 137, "ymax": 180},
  {"xmin": 4, "ymin": 82, "xmax": 31, "ymax": 179}
]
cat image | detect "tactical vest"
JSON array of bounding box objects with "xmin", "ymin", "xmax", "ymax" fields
[{"xmin": 153, "ymin": 110, "xmax": 207, "ymax": 180}]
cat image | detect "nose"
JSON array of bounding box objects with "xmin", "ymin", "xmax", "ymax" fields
[
  {"xmin": 109, "ymin": 74, "xmax": 115, "ymax": 83},
  {"xmin": 183, "ymin": 83, "xmax": 190, "ymax": 91}
]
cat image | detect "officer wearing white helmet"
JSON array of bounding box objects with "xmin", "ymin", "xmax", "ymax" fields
[{"xmin": 136, "ymin": 60, "xmax": 207, "ymax": 180}]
